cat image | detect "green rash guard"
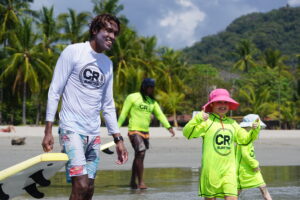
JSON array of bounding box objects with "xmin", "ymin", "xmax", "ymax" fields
[
  {"xmin": 236, "ymin": 141, "xmax": 265, "ymax": 190},
  {"xmin": 183, "ymin": 111, "xmax": 260, "ymax": 198},
  {"xmin": 118, "ymin": 92, "xmax": 171, "ymax": 132}
]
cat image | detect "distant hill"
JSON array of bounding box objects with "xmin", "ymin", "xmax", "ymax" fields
[{"xmin": 183, "ymin": 6, "xmax": 300, "ymax": 69}]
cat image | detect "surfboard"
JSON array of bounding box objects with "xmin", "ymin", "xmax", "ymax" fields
[
  {"xmin": 0, "ymin": 153, "xmax": 68, "ymax": 199},
  {"xmin": 100, "ymin": 141, "xmax": 115, "ymax": 150},
  {"xmin": 0, "ymin": 141, "xmax": 116, "ymax": 199}
]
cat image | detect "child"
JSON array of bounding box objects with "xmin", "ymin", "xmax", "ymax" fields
[
  {"xmin": 236, "ymin": 114, "xmax": 272, "ymax": 200},
  {"xmin": 183, "ymin": 88, "xmax": 261, "ymax": 200}
]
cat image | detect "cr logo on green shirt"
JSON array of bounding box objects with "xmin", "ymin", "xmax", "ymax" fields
[
  {"xmin": 213, "ymin": 128, "xmax": 233, "ymax": 156},
  {"xmin": 139, "ymin": 104, "xmax": 152, "ymax": 112}
]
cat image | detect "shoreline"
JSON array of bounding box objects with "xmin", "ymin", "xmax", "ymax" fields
[
  {"xmin": 1, "ymin": 126, "xmax": 300, "ymax": 138},
  {"xmin": 0, "ymin": 126, "xmax": 299, "ymax": 171}
]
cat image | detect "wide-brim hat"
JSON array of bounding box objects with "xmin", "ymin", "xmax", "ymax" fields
[
  {"xmin": 202, "ymin": 88, "xmax": 239, "ymax": 112},
  {"xmin": 240, "ymin": 114, "xmax": 267, "ymax": 128}
]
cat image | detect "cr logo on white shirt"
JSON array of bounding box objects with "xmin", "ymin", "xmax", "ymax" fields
[{"xmin": 79, "ymin": 64, "xmax": 105, "ymax": 89}]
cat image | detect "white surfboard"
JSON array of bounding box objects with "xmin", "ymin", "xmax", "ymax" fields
[
  {"xmin": 0, "ymin": 153, "xmax": 68, "ymax": 199},
  {"xmin": 100, "ymin": 141, "xmax": 115, "ymax": 151},
  {"xmin": 0, "ymin": 142, "xmax": 116, "ymax": 199},
  {"xmin": 100, "ymin": 141, "xmax": 116, "ymax": 154}
]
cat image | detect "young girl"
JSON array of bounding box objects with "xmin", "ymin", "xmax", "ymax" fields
[
  {"xmin": 236, "ymin": 114, "xmax": 272, "ymax": 200},
  {"xmin": 183, "ymin": 88, "xmax": 260, "ymax": 200}
]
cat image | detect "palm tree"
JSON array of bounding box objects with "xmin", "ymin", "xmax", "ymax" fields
[
  {"xmin": 58, "ymin": 9, "xmax": 91, "ymax": 44},
  {"xmin": 0, "ymin": 0, "xmax": 33, "ymax": 123},
  {"xmin": 0, "ymin": 0, "xmax": 34, "ymax": 41},
  {"xmin": 280, "ymin": 101, "xmax": 299, "ymax": 129},
  {"xmin": 158, "ymin": 47, "xmax": 188, "ymax": 93},
  {"xmin": 37, "ymin": 6, "xmax": 59, "ymax": 53},
  {"xmin": 92, "ymin": 0, "xmax": 128, "ymax": 24},
  {"xmin": 262, "ymin": 49, "xmax": 290, "ymax": 128},
  {"xmin": 126, "ymin": 36, "xmax": 163, "ymax": 80},
  {"xmin": 157, "ymin": 90, "xmax": 185, "ymax": 127},
  {"xmin": 33, "ymin": 6, "xmax": 60, "ymax": 125},
  {"xmin": 109, "ymin": 27, "xmax": 143, "ymax": 95},
  {"xmin": 0, "ymin": 18, "xmax": 52, "ymax": 124},
  {"xmin": 233, "ymin": 39, "xmax": 257, "ymax": 72},
  {"xmin": 238, "ymin": 85, "xmax": 277, "ymax": 118}
]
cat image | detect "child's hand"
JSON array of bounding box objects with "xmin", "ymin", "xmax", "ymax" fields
[
  {"xmin": 202, "ymin": 111, "xmax": 209, "ymax": 121},
  {"xmin": 252, "ymin": 118, "xmax": 259, "ymax": 129}
]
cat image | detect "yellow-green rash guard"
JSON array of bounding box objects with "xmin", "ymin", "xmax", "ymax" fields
[
  {"xmin": 183, "ymin": 111, "xmax": 260, "ymax": 198},
  {"xmin": 118, "ymin": 92, "xmax": 171, "ymax": 132},
  {"xmin": 236, "ymin": 142, "xmax": 265, "ymax": 190}
]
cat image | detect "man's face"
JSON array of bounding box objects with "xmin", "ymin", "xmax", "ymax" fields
[
  {"xmin": 93, "ymin": 20, "xmax": 119, "ymax": 52},
  {"xmin": 146, "ymin": 86, "xmax": 154, "ymax": 96},
  {"xmin": 211, "ymin": 101, "xmax": 229, "ymax": 117}
]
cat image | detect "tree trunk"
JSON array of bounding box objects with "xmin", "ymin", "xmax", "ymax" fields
[
  {"xmin": 35, "ymin": 102, "xmax": 41, "ymax": 125},
  {"xmin": 22, "ymin": 83, "xmax": 26, "ymax": 124},
  {"xmin": 0, "ymin": 82, "xmax": 2, "ymax": 124},
  {"xmin": 173, "ymin": 110, "xmax": 178, "ymax": 127},
  {"xmin": 0, "ymin": 39, "xmax": 7, "ymax": 124},
  {"xmin": 278, "ymin": 75, "xmax": 281, "ymax": 129}
]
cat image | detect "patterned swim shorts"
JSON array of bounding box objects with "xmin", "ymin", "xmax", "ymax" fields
[{"xmin": 58, "ymin": 128, "xmax": 101, "ymax": 182}]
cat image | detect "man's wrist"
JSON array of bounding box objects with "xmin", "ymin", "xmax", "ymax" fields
[
  {"xmin": 113, "ymin": 136, "xmax": 124, "ymax": 144},
  {"xmin": 44, "ymin": 121, "xmax": 53, "ymax": 135},
  {"xmin": 112, "ymin": 133, "xmax": 124, "ymax": 144}
]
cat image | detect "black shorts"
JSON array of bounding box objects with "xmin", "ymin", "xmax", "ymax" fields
[{"xmin": 129, "ymin": 133, "xmax": 149, "ymax": 152}]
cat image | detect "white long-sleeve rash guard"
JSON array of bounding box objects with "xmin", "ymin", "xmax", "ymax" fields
[{"xmin": 46, "ymin": 42, "xmax": 120, "ymax": 136}]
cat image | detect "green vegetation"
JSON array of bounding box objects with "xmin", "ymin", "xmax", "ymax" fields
[
  {"xmin": 183, "ymin": 6, "xmax": 300, "ymax": 68},
  {"xmin": 0, "ymin": 1, "xmax": 299, "ymax": 129}
]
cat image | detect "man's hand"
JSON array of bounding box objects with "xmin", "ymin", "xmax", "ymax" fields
[
  {"xmin": 252, "ymin": 118, "xmax": 260, "ymax": 129},
  {"xmin": 253, "ymin": 166, "xmax": 260, "ymax": 172},
  {"xmin": 168, "ymin": 127, "xmax": 175, "ymax": 137},
  {"xmin": 42, "ymin": 122, "xmax": 54, "ymax": 152},
  {"xmin": 202, "ymin": 111, "xmax": 209, "ymax": 121},
  {"xmin": 115, "ymin": 141, "xmax": 128, "ymax": 165}
]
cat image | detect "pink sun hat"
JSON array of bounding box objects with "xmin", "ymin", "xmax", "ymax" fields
[{"xmin": 202, "ymin": 88, "xmax": 239, "ymax": 112}]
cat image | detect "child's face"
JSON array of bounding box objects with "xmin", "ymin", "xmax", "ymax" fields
[{"xmin": 211, "ymin": 101, "xmax": 229, "ymax": 117}]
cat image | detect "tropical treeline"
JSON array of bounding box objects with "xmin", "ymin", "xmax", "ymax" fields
[{"xmin": 0, "ymin": 0, "xmax": 299, "ymax": 129}]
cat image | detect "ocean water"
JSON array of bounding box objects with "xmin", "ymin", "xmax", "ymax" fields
[{"xmin": 15, "ymin": 166, "xmax": 300, "ymax": 200}]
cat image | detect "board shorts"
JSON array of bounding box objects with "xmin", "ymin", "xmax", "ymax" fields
[
  {"xmin": 128, "ymin": 131, "xmax": 149, "ymax": 152},
  {"xmin": 58, "ymin": 128, "xmax": 100, "ymax": 183}
]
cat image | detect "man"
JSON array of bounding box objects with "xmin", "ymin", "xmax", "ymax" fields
[
  {"xmin": 42, "ymin": 14, "xmax": 128, "ymax": 200},
  {"xmin": 118, "ymin": 78, "xmax": 175, "ymax": 189},
  {"xmin": 0, "ymin": 125, "xmax": 15, "ymax": 133}
]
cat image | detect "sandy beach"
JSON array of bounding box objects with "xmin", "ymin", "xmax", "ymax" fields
[
  {"xmin": 0, "ymin": 126, "xmax": 299, "ymax": 171},
  {"xmin": 1, "ymin": 126, "xmax": 300, "ymax": 200}
]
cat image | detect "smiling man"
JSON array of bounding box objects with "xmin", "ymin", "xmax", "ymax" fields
[{"xmin": 42, "ymin": 14, "xmax": 128, "ymax": 200}]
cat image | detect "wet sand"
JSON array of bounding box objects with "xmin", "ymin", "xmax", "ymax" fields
[{"xmin": 0, "ymin": 127, "xmax": 299, "ymax": 170}]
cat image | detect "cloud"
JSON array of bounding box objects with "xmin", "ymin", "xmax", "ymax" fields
[
  {"xmin": 157, "ymin": 0, "xmax": 205, "ymax": 48},
  {"xmin": 288, "ymin": 0, "xmax": 300, "ymax": 6},
  {"xmin": 30, "ymin": 0, "xmax": 288, "ymax": 49}
]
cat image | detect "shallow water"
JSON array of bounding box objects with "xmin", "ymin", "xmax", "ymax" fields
[{"xmin": 16, "ymin": 166, "xmax": 300, "ymax": 200}]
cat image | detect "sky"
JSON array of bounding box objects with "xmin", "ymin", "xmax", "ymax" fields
[{"xmin": 30, "ymin": 0, "xmax": 300, "ymax": 49}]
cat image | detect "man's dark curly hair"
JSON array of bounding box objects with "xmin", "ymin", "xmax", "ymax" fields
[{"xmin": 89, "ymin": 14, "xmax": 120, "ymax": 40}]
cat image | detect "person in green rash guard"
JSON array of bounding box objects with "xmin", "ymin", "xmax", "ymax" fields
[
  {"xmin": 183, "ymin": 88, "xmax": 261, "ymax": 200},
  {"xmin": 236, "ymin": 114, "xmax": 272, "ymax": 200},
  {"xmin": 118, "ymin": 78, "xmax": 175, "ymax": 189}
]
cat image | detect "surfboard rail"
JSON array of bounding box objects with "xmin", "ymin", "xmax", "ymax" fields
[{"xmin": 0, "ymin": 153, "xmax": 68, "ymax": 181}]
